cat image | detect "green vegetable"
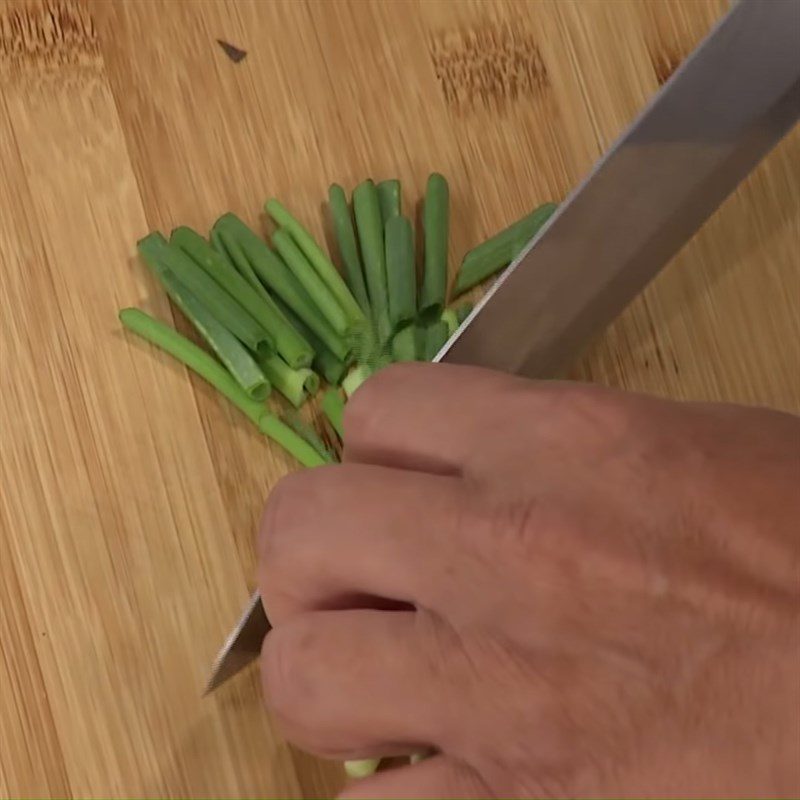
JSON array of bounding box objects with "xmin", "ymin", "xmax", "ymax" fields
[
  {"xmin": 172, "ymin": 226, "xmax": 314, "ymax": 369},
  {"xmin": 214, "ymin": 214, "xmax": 350, "ymax": 362},
  {"xmin": 385, "ymin": 215, "xmax": 416, "ymax": 331},
  {"xmin": 272, "ymin": 228, "xmax": 350, "ymax": 337},
  {"xmin": 211, "ymin": 224, "xmax": 271, "ymax": 303},
  {"xmin": 342, "ymin": 363, "xmax": 372, "ymax": 397},
  {"xmin": 441, "ymin": 307, "xmax": 458, "ymax": 338},
  {"xmin": 344, "ymin": 759, "xmax": 381, "ymax": 779},
  {"xmin": 138, "ymin": 232, "xmax": 274, "ymax": 358},
  {"xmin": 321, "ymin": 389, "xmax": 345, "ymax": 439},
  {"xmin": 265, "ymin": 198, "xmax": 365, "ymax": 326},
  {"xmin": 281, "ymin": 411, "xmax": 335, "ymax": 463},
  {"xmin": 259, "ymin": 415, "xmax": 330, "ymax": 468},
  {"xmin": 419, "ymin": 173, "xmax": 449, "ymax": 319},
  {"xmin": 423, "ymin": 318, "xmax": 449, "ymax": 361},
  {"xmin": 377, "ymin": 179, "xmax": 401, "ymax": 224},
  {"xmin": 328, "ymin": 184, "xmax": 370, "ymax": 314},
  {"xmin": 454, "ymin": 202, "xmax": 557, "ymax": 296},
  {"xmin": 455, "ymin": 301, "xmax": 473, "ymax": 324},
  {"xmin": 258, "ymin": 353, "xmax": 318, "ymax": 408},
  {"xmin": 353, "ymin": 180, "xmax": 390, "ymax": 342},
  {"xmin": 390, "ymin": 323, "xmax": 417, "ymax": 362}
]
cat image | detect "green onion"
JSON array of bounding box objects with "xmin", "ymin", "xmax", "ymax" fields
[
  {"xmin": 214, "ymin": 214, "xmax": 350, "ymax": 362},
  {"xmin": 265, "ymin": 198, "xmax": 365, "ymax": 326},
  {"xmin": 138, "ymin": 232, "xmax": 274, "ymax": 358},
  {"xmin": 342, "ymin": 364, "xmax": 372, "ymax": 397},
  {"xmin": 423, "ymin": 318, "xmax": 449, "ymax": 361},
  {"xmin": 211, "ymin": 224, "xmax": 271, "ymax": 303},
  {"xmin": 390, "ymin": 323, "xmax": 417, "ymax": 362},
  {"xmin": 272, "ymin": 228, "xmax": 350, "ymax": 337},
  {"xmin": 258, "ymin": 415, "xmax": 329, "ymax": 468},
  {"xmin": 453, "ymin": 202, "xmax": 557, "ymax": 296},
  {"xmin": 455, "ymin": 301, "xmax": 473, "ymax": 324},
  {"xmin": 441, "ymin": 307, "xmax": 458, "ymax": 338},
  {"xmin": 385, "ymin": 215, "xmax": 416, "ymax": 331},
  {"xmin": 120, "ymin": 308, "xmax": 267, "ymax": 428},
  {"xmin": 258, "ymin": 353, "xmax": 318, "ymax": 408},
  {"xmin": 377, "ymin": 179, "xmax": 401, "ymax": 224},
  {"xmin": 353, "ymin": 180, "xmax": 391, "ymax": 343},
  {"xmin": 281, "ymin": 411, "xmax": 335, "ymax": 463},
  {"xmin": 344, "ymin": 759, "xmax": 381, "ymax": 779},
  {"xmin": 321, "ymin": 389, "xmax": 345, "ymax": 439},
  {"xmin": 328, "ymin": 184, "xmax": 370, "ymax": 315},
  {"xmin": 157, "ymin": 268, "xmax": 269, "ymax": 400},
  {"xmin": 419, "ymin": 173, "xmax": 449, "ymax": 320},
  {"xmin": 172, "ymin": 226, "xmax": 314, "ymax": 370}
]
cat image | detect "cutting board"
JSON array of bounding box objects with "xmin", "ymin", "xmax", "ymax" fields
[{"xmin": 1, "ymin": 0, "xmax": 797, "ymax": 797}]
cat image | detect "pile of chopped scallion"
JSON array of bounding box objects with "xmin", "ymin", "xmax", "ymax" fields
[{"xmin": 121, "ymin": 173, "xmax": 555, "ymax": 465}]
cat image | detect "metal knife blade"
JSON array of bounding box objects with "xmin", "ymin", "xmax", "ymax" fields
[{"xmin": 205, "ymin": 0, "xmax": 800, "ymax": 694}]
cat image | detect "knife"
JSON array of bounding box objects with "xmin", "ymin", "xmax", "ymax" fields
[{"xmin": 205, "ymin": 0, "xmax": 800, "ymax": 694}]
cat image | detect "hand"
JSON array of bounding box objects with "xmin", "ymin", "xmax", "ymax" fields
[{"xmin": 257, "ymin": 363, "xmax": 800, "ymax": 799}]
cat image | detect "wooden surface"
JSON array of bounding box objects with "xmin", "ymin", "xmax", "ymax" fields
[{"xmin": 1, "ymin": 0, "xmax": 797, "ymax": 796}]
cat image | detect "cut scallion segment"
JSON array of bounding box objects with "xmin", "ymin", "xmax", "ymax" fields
[
  {"xmin": 390, "ymin": 323, "xmax": 416, "ymax": 362},
  {"xmin": 172, "ymin": 226, "xmax": 314, "ymax": 370},
  {"xmin": 211, "ymin": 224, "xmax": 270, "ymax": 302},
  {"xmin": 455, "ymin": 301, "xmax": 473, "ymax": 324},
  {"xmin": 420, "ymin": 173, "xmax": 449, "ymax": 320},
  {"xmin": 328, "ymin": 184, "xmax": 370, "ymax": 315},
  {"xmin": 272, "ymin": 228, "xmax": 350, "ymax": 337},
  {"xmin": 214, "ymin": 214, "xmax": 350, "ymax": 362},
  {"xmin": 321, "ymin": 389, "xmax": 345, "ymax": 439},
  {"xmin": 258, "ymin": 353, "xmax": 318, "ymax": 408},
  {"xmin": 377, "ymin": 179, "xmax": 400, "ymax": 224},
  {"xmin": 385, "ymin": 215, "xmax": 416, "ymax": 331},
  {"xmin": 353, "ymin": 180, "xmax": 390, "ymax": 342},
  {"xmin": 342, "ymin": 363, "xmax": 372, "ymax": 397},
  {"xmin": 453, "ymin": 202, "xmax": 557, "ymax": 296},
  {"xmin": 138, "ymin": 232, "xmax": 274, "ymax": 358},
  {"xmin": 441, "ymin": 307, "xmax": 458, "ymax": 338},
  {"xmin": 119, "ymin": 308, "xmax": 267, "ymax": 428},
  {"xmin": 258, "ymin": 414, "xmax": 329, "ymax": 467},
  {"xmin": 157, "ymin": 268, "xmax": 269, "ymax": 400},
  {"xmin": 423, "ymin": 318, "xmax": 449, "ymax": 361},
  {"xmin": 281, "ymin": 411, "xmax": 335, "ymax": 463},
  {"xmin": 344, "ymin": 759, "xmax": 381, "ymax": 779},
  {"xmin": 265, "ymin": 198, "xmax": 365, "ymax": 326}
]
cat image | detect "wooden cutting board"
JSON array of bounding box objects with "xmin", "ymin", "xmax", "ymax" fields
[{"xmin": 1, "ymin": 0, "xmax": 797, "ymax": 796}]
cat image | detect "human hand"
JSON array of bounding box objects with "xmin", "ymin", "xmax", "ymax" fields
[{"xmin": 258, "ymin": 363, "xmax": 800, "ymax": 798}]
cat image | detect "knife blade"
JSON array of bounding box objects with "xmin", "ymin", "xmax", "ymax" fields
[{"xmin": 205, "ymin": 0, "xmax": 800, "ymax": 694}]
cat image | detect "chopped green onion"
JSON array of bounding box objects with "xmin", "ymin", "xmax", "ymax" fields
[
  {"xmin": 328, "ymin": 184, "xmax": 370, "ymax": 315},
  {"xmin": 344, "ymin": 759, "xmax": 381, "ymax": 779},
  {"xmin": 454, "ymin": 202, "xmax": 557, "ymax": 296},
  {"xmin": 265, "ymin": 198, "xmax": 365, "ymax": 326},
  {"xmin": 211, "ymin": 224, "xmax": 271, "ymax": 303},
  {"xmin": 377, "ymin": 179, "xmax": 401, "ymax": 224},
  {"xmin": 258, "ymin": 414, "xmax": 329, "ymax": 467},
  {"xmin": 423, "ymin": 318, "xmax": 449, "ymax": 361},
  {"xmin": 120, "ymin": 308, "xmax": 267, "ymax": 428},
  {"xmin": 353, "ymin": 180, "xmax": 391, "ymax": 343},
  {"xmin": 321, "ymin": 389, "xmax": 345, "ymax": 439},
  {"xmin": 420, "ymin": 173, "xmax": 449, "ymax": 320},
  {"xmin": 172, "ymin": 226, "xmax": 314, "ymax": 370},
  {"xmin": 214, "ymin": 214, "xmax": 350, "ymax": 362},
  {"xmin": 455, "ymin": 301, "xmax": 473, "ymax": 324},
  {"xmin": 258, "ymin": 353, "xmax": 318, "ymax": 408},
  {"xmin": 441, "ymin": 307, "xmax": 458, "ymax": 338},
  {"xmin": 390, "ymin": 323, "xmax": 417, "ymax": 362},
  {"xmin": 342, "ymin": 363, "xmax": 372, "ymax": 397},
  {"xmin": 272, "ymin": 228, "xmax": 350, "ymax": 337},
  {"xmin": 385, "ymin": 215, "xmax": 416, "ymax": 331},
  {"xmin": 138, "ymin": 232, "xmax": 274, "ymax": 358},
  {"xmin": 281, "ymin": 410, "xmax": 335, "ymax": 463},
  {"xmin": 156, "ymin": 267, "xmax": 269, "ymax": 400}
]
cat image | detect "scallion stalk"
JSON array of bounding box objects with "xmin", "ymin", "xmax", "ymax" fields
[
  {"xmin": 453, "ymin": 202, "xmax": 557, "ymax": 296},
  {"xmin": 390, "ymin": 323, "xmax": 417, "ymax": 362},
  {"xmin": 281, "ymin": 411, "xmax": 335, "ymax": 463},
  {"xmin": 342, "ymin": 364, "xmax": 372, "ymax": 397},
  {"xmin": 321, "ymin": 389, "xmax": 345, "ymax": 439},
  {"xmin": 328, "ymin": 184, "xmax": 370, "ymax": 315},
  {"xmin": 258, "ymin": 353, "xmax": 318, "ymax": 408},
  {"xmin": 423, "ymin": 318, "xmax": 449, "ymax": 361},
  {"xmin": 419, "ymin": 173, "xmax": 449, "ymax": 320},
  {"xmin": 377, "ymin": 179, "xmax": 401, "ymax": 224},
  {"xmin": 344, "ymin": 759, "xmax": 381, "ymax": 779},
  {"xmin": 385, "ymin": 215, "xmax": 416, "ymax": 331}
]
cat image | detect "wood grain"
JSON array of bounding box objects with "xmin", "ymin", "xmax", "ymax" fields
[{"xmin": 0, "ymin": 0, "xmax": 797, "ymax": 797}]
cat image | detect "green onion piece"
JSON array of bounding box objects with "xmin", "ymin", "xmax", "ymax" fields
[
  {"xmin": 119, "ymin": 308, "xmax": 267, "ymax": 428},
  {"xmin": 258, "ymin": 414, "xmax": 329, "ymax": 468},
  {"xmin": 138, "ymin": 232, "xmax": 274, "ymax": 358},
  {"xmin": 158, "ymin": 268, "xmax": 269, "ymax": 400},
  {"xmin": 214, "ymin": 214, "xmax": 350, "ymax": 362},
  {"xmin": 377, "ymin": 179, "xmax": 401, "ymax": 224},
  {"xmin": 211, "ymin": 224, "xmax": 271, "ymax": 303},
  {"xmin": 455, "ymin": 301, "xmax": 474, "ymax": 324},
  {"xmin": 342, "ymin": 363, "xmax": 372, "ymax": 398},
  {"xmin": 353, "ymin": 180, "xmax": 391, "ymax": 343},
  {"xmin": 281, "ymin": 411, "xmax": 335, "ymax": 463},
  {"xmin": 264, "ymin": 198, "xmax": 365, "ymax": 326},
  {"xmin": 172, "ymin": 226, "xmax": 314, "ymax": 370},
  {"xmin": 272, "ymin": 228, "xmax": 350, "ymax": 337},
  {"xmin": 423, "ymin": 318, "xmax": 449, "ymax": 361},
  {"xmin": 328, "ymin": 184, "xmax": 370, "ymax": 315},
  {"xmin": 385, "ymin": 215, "xmax": 416, "ymax": 331},
  {"xmin": 344, "ymin": 759, "xmax": 381, "ymax": 779},
  {"xmin": 321, "ymin": 389, "xmax": 345, "ymax": 439},
  {"xmin": 420, "ymin": 173, "xmax": 449, "ymax": 320},
  {"xmin": 454, "ymin": 202, "xmax": 557, "ymax": 296},
  {"xmin": 441, "ymin": 307, "xmax": 458, "ymax": 338},
  {"xmin": 390, "ymin": 323, "xmax": 417, "ymax": 362},
  {"xmin": 258, "ymin": 353, "xmax": 318, "ymax": 408}
]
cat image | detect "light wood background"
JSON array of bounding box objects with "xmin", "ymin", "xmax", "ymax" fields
[{"xmin": 1, "ymin": 0, "xmax": 797, "ymax": 797}]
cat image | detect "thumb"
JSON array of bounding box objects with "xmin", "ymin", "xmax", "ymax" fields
[{"xmin": 338, "ymin": 755, "xmax": 491, "ymax": 800}]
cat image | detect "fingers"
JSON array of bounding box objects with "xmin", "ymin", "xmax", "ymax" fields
[
  {"xmin": 258, "ymin": 463, "xmax": 466, "ymax": 625},
  {"xmin": 338, "ymin": 755, "xmax": 491, "ymax": 800},
  {"xmin": 343, "ymin": 362, "xmax": 529, "ymax": 473},
  {"xmin": 261, "ymin": 609, "xmax": 462, "ymax": 758}
]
